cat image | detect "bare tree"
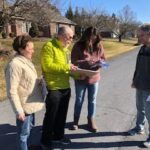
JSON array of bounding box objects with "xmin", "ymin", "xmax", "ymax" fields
[
  {"xmin": 117, "ymin": 5, "xmax": 140, "ymax": 42},
  {"xmin": 70, "ymin": 7, "xmax": 108, "ymax": 34},
  {"xmin": 102, "ymin": 5, "xmax": 140, "ymax": 42},
  {"xmin": 64, "ymin": 4, "xmax": 140, "ymax": 40}
]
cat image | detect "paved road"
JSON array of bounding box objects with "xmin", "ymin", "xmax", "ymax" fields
[{"xmin": 0, "ymin": 47, "xmax": 149, "ymax": 150}]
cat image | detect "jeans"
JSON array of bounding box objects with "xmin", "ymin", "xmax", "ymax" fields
[
  {"xmin": 41, "ymin": 88, "xmax": 71, "ymax": 145},
  {"xmin": 16, "ymin": 114, "xmax": 35, "ymax": 150},
  {"xmin": 74, "ymin": 81, "xmax": 99, "ymax": 118},
  {"xmin": 136, "ymin": 89, "xmax": 150, "ymax": 134}
]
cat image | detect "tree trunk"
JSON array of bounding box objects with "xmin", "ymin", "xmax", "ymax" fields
[{"xmin": 119, "ymin": 35, "xmax": 122, "ymax": 42}]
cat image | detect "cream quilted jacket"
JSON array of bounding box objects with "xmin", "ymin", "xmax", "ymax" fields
[{"xmin": 5, "ymin": 55, "xmax": 44, "ymax": 115}]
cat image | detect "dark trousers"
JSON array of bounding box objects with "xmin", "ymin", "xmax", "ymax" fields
[{"xmin": 41, "ymin": 88, "xmax": 71, "ymax": 145}]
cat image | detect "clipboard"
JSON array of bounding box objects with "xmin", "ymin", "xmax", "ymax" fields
[{"xmin": 74, "ymin": 68, "xmax": 100, "ymax": 76}]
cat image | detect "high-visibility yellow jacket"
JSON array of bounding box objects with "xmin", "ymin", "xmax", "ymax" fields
[{"xmin": 40, "ymin": 38, "xmax": 71, "ymax": 90}]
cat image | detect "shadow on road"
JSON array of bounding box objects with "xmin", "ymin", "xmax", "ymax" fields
[
  {"xmin": 0, "ymin": 124, "xmax": 42, "ymax": 150},
  {"xmin": 66, "ymin": 122, "xmax": 129, "ymax": 138},
  {"xmin": 0, "ymin": 123, "xmax": 145, "ymax": 150},
  {"xmin": 0, "ymin": 124, "xmax": 17, "ymax": 150},
  {"xmin": 52, "ymin": 140, "xmax": 144, "ymax": 149}
]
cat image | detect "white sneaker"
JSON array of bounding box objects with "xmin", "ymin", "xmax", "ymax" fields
[{"xmin": 143, "ymin": 138, "xmax": 150, "ymax": 148}]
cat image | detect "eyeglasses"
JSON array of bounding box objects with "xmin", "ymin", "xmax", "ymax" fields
[
  {"xmin": 66, "ymin": 35, "xmax": 74, "ymax": 41},
  {"xmin": 63, "ymin": 34, "xmax": 74, "ymax": 41},
  {"xmin": 69, "ymin": 36, "xmax": 73, "ymax": 40}
]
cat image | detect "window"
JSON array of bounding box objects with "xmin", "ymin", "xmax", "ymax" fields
[
  {"xmin": 26, "ymin": 22, "xmax": 31, "ymax": 33},
  {"xmin": 21, "ymin": 22, "xmax": 26, "ymax": 33}
]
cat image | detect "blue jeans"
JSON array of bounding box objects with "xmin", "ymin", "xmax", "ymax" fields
[
  {"xmin": 16, "ymin": 114, "xmax": 35, "ymax": 150},
  {"xmin": 74, "ymin": 81, "xmax": 99, "ymax": 118},
  {"xmin": 136, "ymin": 89, "xmax": 150, "ymax": 134}
]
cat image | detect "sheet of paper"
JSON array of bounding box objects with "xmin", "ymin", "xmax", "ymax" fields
[{"xmin": 74, "ymin": 68, "xmax": 100, "ymax": 76}]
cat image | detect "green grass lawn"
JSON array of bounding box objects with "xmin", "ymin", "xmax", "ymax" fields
[
  {"xmin": 102, "ymin": 38, "xmax": 138, "ymax": 58},
  {"xmin": 0, "ymin": 57, "xmax": 8, "ymax": 101},
  {"xmin": 0, "ymin": 37, "xmax": 138, "ymax": 101}
]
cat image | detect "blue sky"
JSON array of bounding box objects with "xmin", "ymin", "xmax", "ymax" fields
[{"xmin": 57, "ymin": 0, "xmax": 149, "ymax": 23}]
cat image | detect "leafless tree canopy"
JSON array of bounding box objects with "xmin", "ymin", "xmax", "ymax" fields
[
  {"xmin": 65, "ymin": 5, "xmax": 141, "ymax": 41},
  {"xmin": 0, "ymin": 0, "xmax": 61, "ymax": 27},
  {"xmin": 70, "ymin": 7, "xmax": 108, "ymax": 31}
]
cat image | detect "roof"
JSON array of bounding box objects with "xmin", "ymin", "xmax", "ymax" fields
[
  {"xmin": 100, "ymin": 28, "xmax": 113, "ymax": 32},
  {"xmin": 50, "ymin": 14, "xmax": 76, "ymax": 25},
  {"xmin": 11, "ymin": 16, "xmax": 25, "ymax": 20}
]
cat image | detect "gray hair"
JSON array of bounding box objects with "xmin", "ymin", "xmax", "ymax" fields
[
  {"xmin": 140, "ymin": 24, "xmax": 150, "ymax": 34},
  {"xmin": 58, "ymin": 26, "xmax": 72, "ymax": 35}
]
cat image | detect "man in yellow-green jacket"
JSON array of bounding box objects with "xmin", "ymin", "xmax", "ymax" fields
[{"xmin": 40, "ymin": 26, "xmax": 77, "ymax": 149}]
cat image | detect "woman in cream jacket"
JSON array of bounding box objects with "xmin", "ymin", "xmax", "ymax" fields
[{"xmin": 5, "ymin": 35, "xmax": 44, "ymax": 150}]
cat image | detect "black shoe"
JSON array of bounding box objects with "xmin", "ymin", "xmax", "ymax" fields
[
  {"xmin": 52, "ymin": 137, "xmax": 71, "ymax": 145},
  {"xmin": 28, "ymin": 145, "xmax": 35, "ymax": 150},
  {"xmin": 128, "ymin": 127, "xmax": 144, "ymax": 136},
  {"xmin": 40, "ymin": 142, "xmax": 52, "ymax": 150}
]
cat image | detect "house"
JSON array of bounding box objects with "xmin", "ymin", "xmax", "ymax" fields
[
  {"xmin": 1, "ymin": 4, "xmax": 76, "ymax": 37},
  {"xmin": 1, "ymin": 14, "xmax": 76, "ymax": 38},
  {"xmin": 100, "ymin": 28, "xmax": 118, "ymax": 38},
  {"xmin": 0, "ymin": 11, "xmax": 31, "ymax": 37},
  {"xmin": 7, "ymin": 16, "xmax": 31, "ymax": 36},
  {"xmin": 39, "ymin": 14, "xmax": 76, "ymax": 37},
  {"xmin": 0, "ymin": 4, "xmax": 31, "ymax": 36}
]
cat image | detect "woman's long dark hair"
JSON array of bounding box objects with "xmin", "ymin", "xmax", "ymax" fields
[{"xmin": 78, "ymin": 26, "xmax": 102, "ymax": 52}]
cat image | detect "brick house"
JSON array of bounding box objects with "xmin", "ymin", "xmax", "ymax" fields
[
  {"xmin": 40, "ymin": 14, "xmax": 76, "ymax": 37},
  {"xmin": 8, "ymin": 16, "xmax": 31, "ymax": 36},
  {"xmin": 1, "ymin": 5, "xmax": 76, "ymax": 37},
  {"xmin": 0, "ymin": 15, "xmax": 31, "ymax": 36},
  {"xmin": 0, "ymin": 7, "xmax": 31, "ymax": 36},
  {"xmin": 2, "ymin": 15, "xmax": 76, "ymax": 37}
]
